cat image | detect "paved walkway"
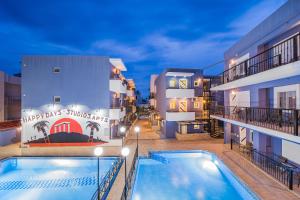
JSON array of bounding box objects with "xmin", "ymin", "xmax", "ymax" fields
[{"xmin": 126, "ymin": 119, "xmax": 160, "ymax": 140}]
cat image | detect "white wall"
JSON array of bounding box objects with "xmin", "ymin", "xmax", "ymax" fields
[
  {"xmin": 109, "ymin": 80, "xmax": 127, "ymax": 94},
  {"xmin": 166, "ymin": 89, "xmax": 194, "ymax": 98},
  {"xmin": 229, "ymin": 90, "xmax": 250, "ymax": 107},
  {"xmin": 166, "ymin": 112, "xmax": 195, "ymax": 121},
  {"xmin": 273, "ymin": 84, "xmax": 300, "ymax": 109},
  {"xmin": 282, "ymin": 140, "xmax": 300, "ymax": 165}
]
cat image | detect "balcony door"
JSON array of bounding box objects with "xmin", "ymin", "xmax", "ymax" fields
[
  {"xmin": 278, "ymin": 91, "xmax": 296, "ymax": 109},
  {"xmin": 179, "ymin": 79, "xmax": 188, "ymax": 89},
  {"xmin": 180, "ymin": 124, "xmax": 187, "ymax": 134},
  {"xmin": 179, "ymin": 100, "xmax": 187, "ymax": 112}
]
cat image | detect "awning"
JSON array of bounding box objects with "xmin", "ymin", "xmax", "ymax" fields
[{"xmin": 165, "ymin": 72, "xmax": 194, "ymax": 77}]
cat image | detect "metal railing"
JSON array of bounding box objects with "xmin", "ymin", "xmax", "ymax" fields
[
  {"xmin": 211, "ymin": 105, "xmax": 300, "ymax": 136},
  {"xmin": 121, "ymin": 147, "xmax": 138, "ymax": 200},
  {"xmin": 231, "ymin": 139, "xmax": 295, "ymax": 190},
  {"xmin": 217, "ymin": 33, "xmax": 300, "ymax": 85},
  {"xmin": 91, "ymin": 158, "xmax": 123, "ymax": 200}
]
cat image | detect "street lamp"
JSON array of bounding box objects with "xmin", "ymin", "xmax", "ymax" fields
[
  {"xmin": 94, "ymin": 147, "xmax": 103, "ymax": 200},
  {"xmin": 121, "ymin": 147, "xmax": 130, "ymax": 200},
  {"xmin": 134, "ymin": 126, "xmax": 140, "ymax": 156},
  {"xmin": 120, "ymin": 126, "xmax": 126, "ymax": 147}
]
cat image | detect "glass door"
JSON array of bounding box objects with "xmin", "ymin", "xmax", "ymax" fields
[
  {"xmin": 179, "ymin": 100, "xmax": 187, "ymax": 112},
  {"xmin": 179, "ymin": 79, "xmax": 188, "ymax": 89}
]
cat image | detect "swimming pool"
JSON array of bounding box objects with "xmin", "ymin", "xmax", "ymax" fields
[
  {"xmin": 0, "ymin": 157, "xmax": 120, "ymax": 200},
  {"xmin": 131, "ymin": 150, "xmax": 259, "ymax": 200}
]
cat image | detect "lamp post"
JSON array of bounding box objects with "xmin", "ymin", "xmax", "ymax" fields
[
  {"xmin": 120, "ymin": 126, "xmax": 126, "ymax": 147},
  {"xmin": 121, "ymin": 147, "xmax": 130, "ymax": 200},
  {"xmin": 94, "ymin": 147, "xmax": 103, "ymax": 200},
  {"xmin": 134, "ymin": 126, "xmax": 140, "ymax": 156}
]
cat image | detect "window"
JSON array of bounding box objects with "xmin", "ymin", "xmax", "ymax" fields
[
  {"xmin": 169, "ymin": 100, "xmax": 176, "ymax": 109},
  {"xmin": 179, "ymin": 79, "xmax": 188, "ymax": 89},
  {"xmin": 194, "ymin": 79, "xmax": 201, "ymax": 87},
  {"xmin": 53, "ymin": 67, "xmax": 61, "ymax": 73},
  {"xmin": 278, "ymin": 91, "xmax": 296, "ymax": 109},
  {"xmin": 169, "ymin": 79, "xmax": 176, "ymax": 88},
  {"xmin": 179, "ymin": 100, "xmax": 187, "ymax": 112},
  {"xmin": 194, "ymin": 124, "xmax": 200, "ymax": 129},
  {"xmin": 194, "ymin": 101, "xmax": 200, "ymax": 109},
  {"xmin": 53, "ymin": 96, "xmax": 61, "ymax": 104}
]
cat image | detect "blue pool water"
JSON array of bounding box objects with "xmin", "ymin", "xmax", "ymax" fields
[
  {"xmin": 131, "ymin": 151, "xmax": 259, "ymax": 200},
  {"xmin": 0, "ymin": 157, "xmax": 119, "ymax": 200}
]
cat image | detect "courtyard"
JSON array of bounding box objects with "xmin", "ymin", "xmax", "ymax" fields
[{"xmin": 1, "ymin": 119, "xmax": 299, "ymax": 200}]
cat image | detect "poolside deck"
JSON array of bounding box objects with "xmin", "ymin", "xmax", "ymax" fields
[{"xmin": 0, "ymin": 119, "xmax": 299, "ymax": 200}]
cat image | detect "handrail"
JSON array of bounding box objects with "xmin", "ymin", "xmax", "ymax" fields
[
  {"xmin": 231, "ymin": 138, "xmax": 296, "ymax": 190},
  {"xmin": 91, "ymin": 157, "xmax": 123, "ymax": 200},
  {"xmin": 211, "ymin": 105, "xmax": 300, "ymax": 136},
  {"xmin": 120, "ymin": 147, "xmax": 138, "ymax": 200},
  {"xmin": 216, "ymin": 33, "xmax": 300, "ymax": 85}
]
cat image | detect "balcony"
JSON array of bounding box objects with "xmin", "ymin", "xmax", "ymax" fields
[
  {"xmin": 210, "ymin": 106, "xmax": 300, "ymax": 142},
  {"xmin": 109, "ymin": 80, "xmax": 127, "ymax": 94},
  {"xmin": 166, "ymin": 112, "xmax": 195, "ymax": 121},
  {"xmin": 166, "ymin": 89, "xmax": 195, "ymax": 98},
  {"xmin": 211, "ymin": 33, "xmax": 300, "ymax": 91},
  {"xmin": 127, "ymin": 90, "xmax": 135, "ymax": 97}
]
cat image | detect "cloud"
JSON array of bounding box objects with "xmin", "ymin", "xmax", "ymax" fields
[
  {"xmin": 229, "ymin": 0, "xmax": 287, "ymax": 36},
  {"xmin": 91, "ymin": 40, "xmax": 148, "ymax": 62},
  {"xmin": 0, "ymin": 0, "xmax": 289, "ymax": 97}
]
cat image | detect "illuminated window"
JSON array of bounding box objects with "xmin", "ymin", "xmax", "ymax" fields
[
  {"xmin": 169, "ymin": 100, "xmax": 176, "ymax": 109},
  {"xmin": 169, "ymin": 79, "xmax": 176, "ymax": 88},
  {"xmin": 179, "ymin": 100, "xmax": 187, "ymax": 112},
  {"xmin": 179, "ymin": 79, "xmax": 188, "ymax": 89},
  {"xmin": 194, "ymin": 124, "xmax": 200, "ymax": 129},
  {"xmin": 194, "ymin": 101, "xmax": 200, "ymax": 109}
]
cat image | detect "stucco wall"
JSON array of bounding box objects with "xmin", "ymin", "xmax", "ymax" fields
[{"xmin": 22, "ymin": 56, "xmax": 111, "ymax": 109}]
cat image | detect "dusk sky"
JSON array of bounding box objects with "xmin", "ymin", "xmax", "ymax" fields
[{"xmin": 0, "ymin": 0, "xmax": 286, "ymax": 97}]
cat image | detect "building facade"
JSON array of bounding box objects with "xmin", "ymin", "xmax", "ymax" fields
[
  {"xmin": 21, "ymin": 56, "xmax": 133, "ymax": 147},
  {"xmin": 149, "ymin": 74, "xmax": 158, "ymax": 108},
  {"xmin": 152, "ymin": 68, "xmax": 220, "ymax": 139},
  {"xmin": 0, "ymin": 71, "xmax": 21, "ymax": 121},
  {"xmin": 210, "ymin": 0, "xmax": 300, "ymax": 165}
]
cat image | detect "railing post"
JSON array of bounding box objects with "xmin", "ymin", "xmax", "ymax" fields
[
  {"xmin": 294, "ymin": 110, "xmax": 299, "ymax": 136},
  {"xmin": 244, "ymin": 61, "xmax": 248, "ymax": 76},
  {"xmin": 245, "ymin": 107, "xmax": 249, "ymax": 123},
  {"xmin": 289, "ymin": 170, "xmax": 293, "ymax": 190},
  {"xmin": 230, "ymin": 138, "xmax": 233, "ymax": 150},
  {"xmin": 293, "ymin": 36, "xmax": 298, "ymax": 61}
]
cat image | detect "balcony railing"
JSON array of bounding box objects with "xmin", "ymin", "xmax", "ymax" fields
[
  {"xmin": 211, "ymin": 105, "xmax": 300, "ymax": 136},
  {"xmin": 217, "ymin": 33, "xmax": 300, "ymax": 85},
  {"xmin": 230, "ymin": 139, "xmax": 296, "ymax": 190}
]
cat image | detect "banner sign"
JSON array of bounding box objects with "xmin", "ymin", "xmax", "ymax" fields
[{"xmin": 21, "ymin": 106, "xmax": 110, "ymax": 146}]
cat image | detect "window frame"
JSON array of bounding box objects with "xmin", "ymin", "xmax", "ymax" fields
[
  {"xmin": 52, "ymin": 67, "xmax": 61, "ymax": 73},
  {"xmin": 53, "ymin": 96, "xmax": 61, "ymax": 104}
]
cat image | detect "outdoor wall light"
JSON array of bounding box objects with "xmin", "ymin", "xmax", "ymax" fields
[
  {"xmin": 230, "ymin": 59, "xmax": 236, "ymax": 65},
  {"xmin": 231, "ymin": 91, "xmax": 236, "ymax": 95}
]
